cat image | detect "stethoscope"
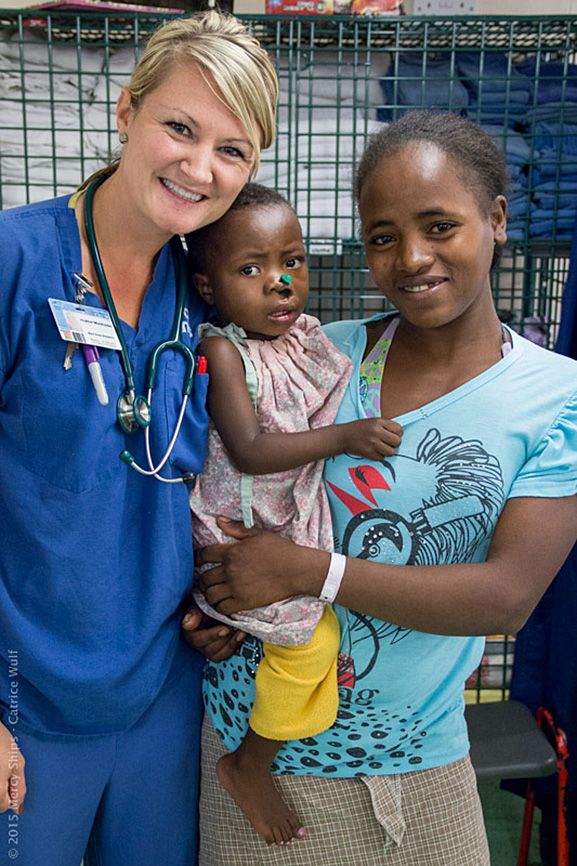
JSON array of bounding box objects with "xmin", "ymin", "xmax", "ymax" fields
[{"xmin": 83, "ymin": 175, "xmax": 198, "ymax": 484}]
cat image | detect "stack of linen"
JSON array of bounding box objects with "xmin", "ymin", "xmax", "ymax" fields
[
  {"xmin": 515, "ymin": 58, "xmax": 577, "ymax": 241},
  {"xmin": 481, "ymin": 124, "xmax": 533, "ymax": 244},
  {"xmin": 457, "ymin": 51, "xmax": 532, "ymax": 128},
  {"xmin": 259, "ymin": 52, "xmax": 386, "ymax": 242},
  {"xmin": 377, "ymin": 51, "xmax": 469, "ymax": 121},
  {"xmin": 528, "ymin": 121, "xmax": 577, "ymax": 240},
  {"xmin": 83, "ymin": 44, "xmax": 141, "ymax": 163},
  {"xmin": 0, "ymin": 31, "xmax": 103, "ymax": 207},
  {"xmin": 516, "ymin": 56, "xmax": 577, "ymax": 126},
  {"xmin": 259, "ymin": 116, "xmax": 384, "ymax": 241},
  {"xmin": 375, "ymin": 51, "xmax": 576, "ymax": 243}
]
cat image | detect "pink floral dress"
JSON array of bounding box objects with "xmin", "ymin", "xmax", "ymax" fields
[{"xmin": 190, "ymin": 313, "xmax": 352, "ymax": 646}]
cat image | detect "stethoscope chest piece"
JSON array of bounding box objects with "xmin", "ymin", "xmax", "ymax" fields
[{"xmin": 117, "ymin": 391, "xmax": 151, "ymax": 434}]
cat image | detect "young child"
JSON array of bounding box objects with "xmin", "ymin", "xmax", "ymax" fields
[{"xmin": 186, "ymin": 183, "xmax": 402, "ymax": 847}]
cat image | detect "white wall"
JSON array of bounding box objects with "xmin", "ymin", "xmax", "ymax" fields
[{"xmin": 478, "ymin": 0, "xmax": 577, "ymax": 13}]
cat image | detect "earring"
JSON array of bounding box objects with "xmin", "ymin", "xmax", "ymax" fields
[{"xmin": 119, "ymin": 132, "xmax": 128, "ymax": 145}]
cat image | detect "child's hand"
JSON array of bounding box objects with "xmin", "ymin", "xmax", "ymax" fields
[
  {"xmin": 339, "ymin": 418, "xmax": 403, "ymax": 460},
  {"xmin": 181, "ymin": 604, "xmax": 246, "ymax": 662}
]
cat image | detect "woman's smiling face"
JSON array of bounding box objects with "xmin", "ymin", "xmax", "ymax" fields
[
  {"xmin": 115, "ymin": 61, "xmax": 257, "ymax": 244},
  {"xmin": 359, "ymin": 141, "xmax": 507, "ymax": 332}
]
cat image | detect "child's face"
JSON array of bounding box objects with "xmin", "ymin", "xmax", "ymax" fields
[
  {"xmin": 196, "ymin": 204, "xmax": 309, "ymax": 340},
  {"xmin": 359, "ymin": 141, "xmax": 507, "ymax": 333}
]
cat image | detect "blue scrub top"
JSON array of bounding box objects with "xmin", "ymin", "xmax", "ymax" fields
[{"xmin": 0, "ymin": 196, "xmax": 209, "ymax": 735}]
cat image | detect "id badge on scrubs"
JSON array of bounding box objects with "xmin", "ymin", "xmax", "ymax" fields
[{"xmin": 48, "ymin": 298, "xmax": 121, "ymax": 350}]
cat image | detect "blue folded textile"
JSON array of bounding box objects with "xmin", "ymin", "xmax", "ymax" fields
[
  {"xmin": 467, "ymin": 101, "xmax": 528, "ymax": 129},
  {"xmin": 532, "ymin": 206, "xmax": 577, "ymax": 221},
  {"xmin": 457, "ymin": 51, "xmax": 532, "ymax": 97},
  {"xmin": 532, "ymin": 162, "xmax": 577, "ymax": 182},
  {"xmin": 378, "ymin": 53, "xmax": 469, "ymax": 121},
  {"xmin": 507, "ymin": 192, "xmax": 532, "ymax": 219},
  {"xmin": 473, "ymin": 89, "xmax": 530, "ymax": 106},
  {"xmin": 525, "ymin": 103, "xmax": 577, "ymax": 125},
  {"xmin": 535, "ymin": 192, "xmax": 577, "ymax": 210},
  {"xmin": 515, "ymin": 57, "xmax": 577, "ymax": 105},
  {"xmin": 481, "ymin": 124, "xmax": 532, "ymax": 163},
  {"xmin": 533, "ymin": 122, "xmax": 577, "ymax": 156},
  {"xmin": 530, "ymin": 216, "xmax": 576, "ymax": 239},
  {"xmin": 533, "ymin": 177, "xmax": 577, "ymax": 211},
  {"xmin": 506, "ymin": 225, "xmax": 528, "ymax": 243}
]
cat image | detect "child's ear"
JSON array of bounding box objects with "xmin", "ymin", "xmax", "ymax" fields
[{"xmin": 193, "ymin": 274, "xmax": 214, "ymax": 304}]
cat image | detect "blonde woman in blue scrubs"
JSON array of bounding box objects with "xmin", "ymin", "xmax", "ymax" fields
[{"xmin": 0, "ymin": 11, "xmax": 277, "ymax": 866}]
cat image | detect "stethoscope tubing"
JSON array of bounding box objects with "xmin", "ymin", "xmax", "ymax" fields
[{"xmin": 83, "ymin": 175, "xmax": 198, "ymax": 482}]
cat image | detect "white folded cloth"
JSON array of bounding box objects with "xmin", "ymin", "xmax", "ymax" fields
[
  {"xmin": 294, "ymin": 51, "xmax": 389, "ymax": 107},
  {"xmin": 0, "ymin": 30, "xmax": 104, "ymax": 75}
]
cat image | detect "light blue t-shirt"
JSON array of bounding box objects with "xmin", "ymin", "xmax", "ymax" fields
[{"xmin": 203, "ymin": 313, "xmax": 577, "ymax": 776}]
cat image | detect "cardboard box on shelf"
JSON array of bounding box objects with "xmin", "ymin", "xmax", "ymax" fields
[{"xmin": 264, "ymin": 0, "xmax": 401, "ymax": 14}]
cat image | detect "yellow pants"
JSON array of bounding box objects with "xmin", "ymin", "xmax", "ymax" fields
[{"xmin": 249, "ymin": 604, "xmax": 340, "ymax": 741}]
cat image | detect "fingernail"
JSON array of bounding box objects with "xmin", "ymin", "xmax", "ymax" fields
[
  {"xmin": 296, "ymin": 828, "xmax": 306, "ymax": 838},
  {"xmin": 182, "ymin": 615, "xmax": 193, "ymax": 627},
  {"xmin": 217, "ymin": 629, "xmax": 229, "ymax": 638}
]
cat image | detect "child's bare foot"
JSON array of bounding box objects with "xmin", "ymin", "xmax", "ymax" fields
[{"xmin": 217, "ymin": 750, "xmax": 306, "ymax": 846}]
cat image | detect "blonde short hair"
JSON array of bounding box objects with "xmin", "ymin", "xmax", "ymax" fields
[{"xmin": 82, "ymin": 10, "xmax": 277, "ymax": 187}]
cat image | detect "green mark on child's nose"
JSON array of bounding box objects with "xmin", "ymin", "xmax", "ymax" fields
[{"xmin": 279, "ymin": 274, "xmax": 292, "ymax": 286}]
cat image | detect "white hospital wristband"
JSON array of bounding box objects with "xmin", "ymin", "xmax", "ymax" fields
[{"xmin": 319, "ymin": 552, "xmax": 347, "ymax": 603}]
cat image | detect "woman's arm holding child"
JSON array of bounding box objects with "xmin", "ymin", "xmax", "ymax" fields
[
  {"xmin": 196, "ymin": 494, "xmax": 577, "ymax": 637},
  {"xmin": 201, "ymin": 336, "xmax": 402, "ymax": 474}
]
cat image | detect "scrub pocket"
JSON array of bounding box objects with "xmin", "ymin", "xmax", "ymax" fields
[
  {"xmin": 162, "ymin": 355, "xmax": 209, "ymax": 479},
  {"xmin": 17, "ymin": 309, "xmax": 123, "ymax": 493}
]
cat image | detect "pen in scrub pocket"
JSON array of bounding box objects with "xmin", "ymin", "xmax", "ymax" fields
[
  {"xmin": 73, "ymin": 272, "xmax": 109, "ymax": 406},
  {"xmin": 81, "ymin": 343, "xmax": 109, "ymax": 406}
]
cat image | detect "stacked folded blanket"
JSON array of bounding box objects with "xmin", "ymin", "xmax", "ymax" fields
[
  {"xmin": 0, "ymin": 31, "xmax": 103, "ymax": 207},
  {"xmin": 83, "ymin": 44, "xmax": 140, "ymax": 161},
  {"xmin": 376, "ymin": 52, "xmax": 577, "ymax": 242},
  {"xmin": 515, "ymin": 56, "xmax": 577, "ymax": 125},
  {"xmin": 295, "ymin": 50, "xmax": 385, "ymax": 112},
  {"xmin": 1, "ymin": 33, "xmax": 576, "ymax": 245},
  {"xmin": 458, "ymin": 51, "xmax": 532, "ymax": 128},
  {"xmin": 258, "ymin": 114, "xmax": 384, "ymax": 240},
  {"xmin": 377, "ymin": 51, "xmax": 469, "ymax": 121},
  {"xmin": 481, "ymin": 124, "xmax": 533, "ymax": 244}
]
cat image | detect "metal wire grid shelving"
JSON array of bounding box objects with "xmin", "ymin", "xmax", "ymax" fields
[{"xmin": 1, "ymin": 11, "xmax": 575, "ymax": 349}]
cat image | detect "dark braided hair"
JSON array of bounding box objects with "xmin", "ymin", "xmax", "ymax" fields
[{"xmin": 186, "ymin": 182, "xmax": 292, "ymax": 274}]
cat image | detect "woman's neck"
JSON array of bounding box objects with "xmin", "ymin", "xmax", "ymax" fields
[
  {"xmin": 392, "ymin": 293, "xmax": 504, "ymax": 368},
  {"xmin": 378, "ymin": 304, "xmax": 505, "ymax": 418},
  {"xmin": 75, "ymin": 174, "xmax": 170, "ymax": 328}
]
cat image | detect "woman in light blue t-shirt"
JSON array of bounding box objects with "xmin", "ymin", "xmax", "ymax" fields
[{"xmin": 187, "ymin": 111, "xmax": 577, "ymax": 866}]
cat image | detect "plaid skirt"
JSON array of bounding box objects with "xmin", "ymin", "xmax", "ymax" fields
[{"xmin": 199, "ymin": 719, "xmax": 490, "ymax": 866}]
